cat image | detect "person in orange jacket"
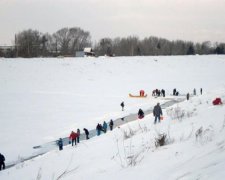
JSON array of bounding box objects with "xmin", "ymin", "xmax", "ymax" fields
[{"xmin": 69, "ymin": 131, "xmax": 78, "ymax": 146}]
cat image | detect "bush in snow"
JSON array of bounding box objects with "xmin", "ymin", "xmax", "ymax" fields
[
  {"xmin": 166, "ymin": 106, "xmax": 185, "ymax": 121},
  {"xmin": 126, "ymin": 149, "xmax": 145, "ymax": 167},
  {"xmin": 195, "ymin": 126, "xmax": 203, "ymax": 140},
  {"xmin": 195, "ymin": 126, "xmax": 214, "ymax": 145},
  {"xmin": 121, "ymin": 126, "xmax": 136, "ymax": 140},
  {"xmin": 166, "ymin": 105, "xmax": 196, "ymax": 121},
  {"xmin": 35, "ymin": 167, "xmax": 42, "ymax": 180},
  {"xmin": 155, "ymin": 133, "xmax": 168, "ymax": 147},
  {"xmin": 113, "ymin": 125, "xmax": 150, "ymax": 168}
]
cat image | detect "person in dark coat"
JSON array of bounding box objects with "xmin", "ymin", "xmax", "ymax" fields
[
  {"xmin": 96, "ymin": 123, "xmax": 101, "ymax": 136},
  {"xmin": 152, "ymin": 89, "xmax": 156, "ymax": 96},
  {"xmin": 57, "ymin": 138, "xmax": 63, "ymax": 151},
  {"xmin": 69, "ymin": 131, "xmax": 78, "ymax": 146},
  {"xmin": 83, "ymin": 128, "xmax": 89, "ymax": 139},
  {"xmin": 193, "ymin": 88, "xmax": 196, "ymax": 95},
  {"xmin": 138, "ymin": 108, "xmax": 144, "ymax": 119},
  {"xmin": 157, "ymin": 89, "xmax": 161, "ymax": 96},
  {"xmin": 173, "ymin": 88, "xmax": 176, "ymax": 96},
  {"xmin": 109, "ymin": 119, "xmax": 114, "ymax": 131},
  {"xmin": 153, "ymin": 103, "xmax": 163, "ymax": 124},
  {"xmin": 0, "ymin": 153, "xmax": 5, "ymax": 170},
  {"xmin": 77, "ymin": 128, "xmax": 80, "ymax": 143},
  {"xmin": 186, "ymin": 93, "xmax": 190, "ymax": 100},
  {"xmin": 120, "ymin": 102, "xmax": 124, "ymax": 111},
  {"xmin": 200, "ymin": 88, "xmax": 202, "ymax": 95},
  {"xmin": 103, "ymin": 121, "xmax": 107, "ymax": 133},
  {"xmin": 161, "ymin": 89, "xmax": 165, "ymax": 97},
  {"xmin": 155, "ymin": 89, "xmax": 159, "ymax": 96}
]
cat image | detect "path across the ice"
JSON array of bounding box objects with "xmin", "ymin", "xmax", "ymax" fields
[{"xmin": 4, "ymin": 96, "xmax": 185, "ymax": 170}]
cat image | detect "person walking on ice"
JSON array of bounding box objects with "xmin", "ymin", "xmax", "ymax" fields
[
  {"xmin": 120, "ymin": 102, "xmax": 124, "ymax": 111},
  {"xmin": 153, "ymin": 103, "xmax": 163, "ymax": 124},
  {"xmin": 103, "ymin": 121, "xmax": 108, "ymax": 133},
  {"xmin": 193, "ymin": 88, "xmax": 196, "ymax": 95},
  {"xmin": 77, "ymin": 128, "xmax": 80, "ymax": 143},
  {"xmin": 57, "ymin": 138, "xmax": 63, "ymax": 151},
  {"xmin": 83, "ymin": 128, "xmax": 89, "ymax": 139},
  {"xmin": 0, "ymin": 153, "xmax": 5, "ymax": 171},
  {"xmin": 109, "ymin": 119, "xmax": 114, "ymax": 131},
  {"xmin": 186, "ymin": 93, "xmax": 190, "ymax": 100},
  {"xmin": 96, "ymin": 123, "xmax": 101, "ymax": 136},
  {"xmin": 69, "ymin": 131, "xmax": 78, "ymax": 146}
]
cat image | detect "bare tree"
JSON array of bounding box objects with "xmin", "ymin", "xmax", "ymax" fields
[
  {"xmin": 52, "ymin": 27, "xmax": 91, "ymax": 56},
  {"xmin": 7, "ymin": 27, "xmax": 225, "ymax": 58},
  {"xmin": 16, "ymin": 29, "xmax": 43, "ymax": 57},
  {"xmin": 95, "ymin": 38, "xmax": 113, "ymax": 56}
]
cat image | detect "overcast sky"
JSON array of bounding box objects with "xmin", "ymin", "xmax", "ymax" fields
[{"xmin": 0, "ymin": 0, "xmax": 225, "ymax": 45}]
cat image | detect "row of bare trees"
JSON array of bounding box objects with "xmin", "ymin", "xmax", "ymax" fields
[
  {"xmin": 0, "ymin": 27, "xmax": 225, "ymax": 57},
  {"xmin": 13, "ymin": 27, "xmax": 91, "ymax": 57},
  {"xmin": 95, "ymin": 36, "xmax": 225, "ymax": 56}
]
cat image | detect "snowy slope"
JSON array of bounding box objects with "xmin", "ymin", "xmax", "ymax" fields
[
  {"xmin": 1, "ymin": 88, "xmax": 225, "ymax": 180},
  {"xmin": 0, "ymin": 55, "xmax": 225, "ymax": 179}
]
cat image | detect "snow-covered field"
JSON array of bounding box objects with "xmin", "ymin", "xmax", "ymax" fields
[{"xmin": 0, "ymin": 55, "xmax": 225, "ymax": 179}]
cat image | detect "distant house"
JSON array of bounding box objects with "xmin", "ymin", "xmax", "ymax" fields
[
  {"xmin": 84, "ymin": 47, "xmax": 95, "ymax": 57},
  {"xmin": 76, "ymin": 47, "xmax": 95, "ymax": 57}
]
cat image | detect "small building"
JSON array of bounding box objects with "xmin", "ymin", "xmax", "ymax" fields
[
  {"xmin": 76, "ymin": 47, "xmax": 95, "ymax": 57},
  {"xmin": 84, "ymin": 47, "xmax": 95, "ymax": 57}
]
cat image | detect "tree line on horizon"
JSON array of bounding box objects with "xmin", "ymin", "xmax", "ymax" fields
[{"xmin": 0, "ymin": 27, "xmax": 225, "ymax": 58}]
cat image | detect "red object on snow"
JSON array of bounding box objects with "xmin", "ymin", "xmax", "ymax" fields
[
  {"xmin": 138, "ymin": 115, "xmax": 144, "ymax": 119},
  {"xmin": 69, "ymin": 131, "xmax": 78, "ymax": 140},
  {"xmin": 212, "ymin": 98, "xmax": 222, "ymax": 105},
  {"xmin": 140, "ymin": 90, "xmax": 145, "ymax": 97}
]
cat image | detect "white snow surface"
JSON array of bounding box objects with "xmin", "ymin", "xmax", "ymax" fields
[{"xmin": 0, "ymin": 55, "xmax": 225, "ymax": 179}]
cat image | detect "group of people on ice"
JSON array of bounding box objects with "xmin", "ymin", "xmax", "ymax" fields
[
  {"xmin": 96, "ymin": 120, "xmax": 114, "ymax": 136},
  {"xmin": 57, "ymin": 87, "xmax": 207, "ymax": 151},
  {"xmin": 57, "ymin": 120, "xmax": 115, "ymax": 150},
  {"xmin": 152, "ymin": 89, "xmax": 165, "ymax": 97},
  {"xmin": 186, "ymin": 88, "xmax": 203, "ymax": 100},
  {"xmin": 57, "ymin": 128, "xmax": 90, "ymax": 151}
]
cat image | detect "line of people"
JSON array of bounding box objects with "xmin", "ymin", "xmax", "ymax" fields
[
  {"xmin": 57, "ymin": 128, "xmax": 90, "ymax": 151},
  {"xmin": 96, "ymin": 120, "xmax": 114, "ymax": 136},
  {"xmin": 1, "ymin": 101, "xmax": 164, "ymax": 168},
  {"xmin": 57, "ymin": 119, "xmax": 115, "ymax": 151},
  {"xmin": 57, "ymin": 88, "xmax": 203, "ymax": 152},
  {"xmin": 186, "ymin": 88, "xmax": 203, "ymax": 100},
  {"xmin": 152, "ymin": 89, "xmax": 165, "ymax": 97}
]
